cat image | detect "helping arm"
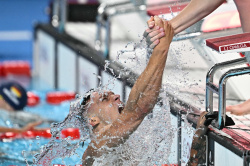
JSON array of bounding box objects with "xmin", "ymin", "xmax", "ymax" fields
[{"xmin": 170, "ymin": 0, "xmax": 225, "ymax": 35}]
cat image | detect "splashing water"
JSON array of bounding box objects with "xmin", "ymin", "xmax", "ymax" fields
[
  {"xmin": 33, "ymin": 96, "xmax": 90, "ymax": 165},
  {"xmin": 32, "ymin": 27, "xmax": 193, "ymax": 165},
  {"xmin": 91, "ymin": 92, "xmax": 175, "ymax": 166}
]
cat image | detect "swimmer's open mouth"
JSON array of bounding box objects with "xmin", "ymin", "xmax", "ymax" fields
[{"xmin": 118, "ymin": 106, "xmax": 124, "ymax": 114}]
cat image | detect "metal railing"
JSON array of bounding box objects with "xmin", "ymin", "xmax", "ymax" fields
[
  {"xmin": 51, "ymin": 0, "xmax": 67, "ymax": 33},
  {"xmin": 205, "ymin": 53, "xmax": 250, "ymax": 129}
]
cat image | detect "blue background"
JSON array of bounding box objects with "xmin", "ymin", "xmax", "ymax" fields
[{"xmin": 0, "ymin": 0, "xmax": 51, "ymax": 66}]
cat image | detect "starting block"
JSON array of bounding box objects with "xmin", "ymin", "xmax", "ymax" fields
[{"xmin": 205, "ymin": 33, "xmax": 250, "ymax": 129}]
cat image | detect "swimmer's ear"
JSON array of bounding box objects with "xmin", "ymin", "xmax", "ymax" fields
[{"xmin": 89, "ymin": 117, "xmax": 100, "ymax": 127}]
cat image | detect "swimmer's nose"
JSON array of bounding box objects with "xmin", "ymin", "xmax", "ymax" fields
[{"xmin": 114, "ymin": 94, "xmax": 120, "ymax": 101}]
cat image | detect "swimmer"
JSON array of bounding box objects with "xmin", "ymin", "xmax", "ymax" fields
[
  {"xmin": 81, "ymin": 16, "xmax": 172, "ymax": 165},
  {"xmin": 0, "ymin": 82, "xmax": 42, "ymax": 133},
  {"xmin": 145, "ymin": 0, "xmax": 250, "ymax": 115},
  {"xmin": 80, "ymin": 17, "xmax": 207, "ymax": 165}
]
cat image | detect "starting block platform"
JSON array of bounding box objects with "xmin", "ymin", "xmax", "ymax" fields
[
  {"xmin": 206, "ymin": 33, "xmax": 250, "ymax": 54},
  {"xmin": 205, "ymin": 33, "xmax": 250, "ymax": 130}
]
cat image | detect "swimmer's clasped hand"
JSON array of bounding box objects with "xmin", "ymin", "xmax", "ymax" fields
[{"xmin": 143, "ymin": 16, "xmax": 166, "ymax": 49}]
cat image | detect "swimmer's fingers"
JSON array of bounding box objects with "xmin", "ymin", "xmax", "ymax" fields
[
  {"xmin": 147, "ymin": 16, "xmax": 155, "ymax": 29},
  {"xmin": 163, "ymin": 20, "xmax": 174, "ymax": 38},
  {"xmin": 154, "ymin": 16, "xmax": 165, "ymax": 28},
  {"xmin": 149, "ymin": 39, "xmax": 160, "ymax": 49}
]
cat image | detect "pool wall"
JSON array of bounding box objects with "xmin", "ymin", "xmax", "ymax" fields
[{"xmin": 33, "ymin": 23, "xmax": 250, "ymax": 166}]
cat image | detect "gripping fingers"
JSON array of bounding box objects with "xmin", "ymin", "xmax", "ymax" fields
[
  {"xmin": 149, "ymin": 39, "xmax": 160, "ymax": 49},
  {"xmin": 149, "ymin": 30, "xmax": 165, "ymax": 43},
  {"xmin": 143, "ymin": 26, "xmax": 159, "ymax": 38},
  {"xmin": 145, "ymin": 27, "xmax": 165, "ymax": 47},
  {"xmin": 163, "ymin": 21, "xmax": 174, "ymax": 41},
  {"xmin": 147, "ymin": 16, "xmax": 155, "ymax": 28}
]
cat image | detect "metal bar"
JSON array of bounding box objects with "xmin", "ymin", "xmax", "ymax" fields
[
  {"xmin": 59, "ymin": 0, "xmax": 67, "ymax": 33},
  {"xmin": 177, "ymin": 112, "xmax": 182, "ymax": 166},
  {"xmin": 218, "ymin": 67, "xmax": 250, "ymax": 129},
  {"xmin": 52, "ymin": 0, "xmax": 60, "ymax": 27},
  {"xmin": 206, "ymin": 82, "xmax": 219, "ymax": 94},
  {"xmin": 205, "ymin": 57, "xmax": 247, "ymax": 113},
  {"xmin": 95, "ymin": 2, "xmax": 146, "ymax": 58},
  {"xmin": 173, "ymin": 32, "xmax": 201, "ymax": 41},
  {"xmin": 104, "ymin": 17, "xmax": 111, "ymax": 59},
  {"xmin": 245, "ymin": 51, "xmax": 250, "ymax": 63}
]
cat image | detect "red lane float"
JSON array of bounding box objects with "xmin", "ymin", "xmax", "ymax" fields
[
  {"xmin": 61, "ymin": 128, "xmax": 80, "ymax": 140},
  {"xmin": 22, "ymin": 129, "xmax": 52, "ymax": 139},
  {"xmin": 0, "ymin": 132, "xmax": 21, "ymax": 140},
  {"xmin": 0, "ymin": 128, "xmax": 52, "ymax": 140},
  {"xmin": 27, "ymin": 91, "xmax": 40, "ymax": 107},
  {"xmin": 0, "ymin": 128, "xmax": 80, "ymax": 140},
  {"xmin": 0, "ymin": 61, "xmax": 31, "ymax": 77},
  {"xmin": 0, "ymin": 64, "xmax": 3, "ymax": 76},
  {"xmin": 46, "ymin": 91, "xmax": 76, "ymax": 105}
]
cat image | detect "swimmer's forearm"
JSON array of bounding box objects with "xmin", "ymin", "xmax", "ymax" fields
[
  {"xmin": 169, "ymin": 0, "xmax": 224, "ymax": 35},
  {"xmin": 126, "ymin": 20, "xmax": 173, "ymax": 116}
]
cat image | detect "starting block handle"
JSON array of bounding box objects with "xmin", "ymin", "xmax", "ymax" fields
[{"xmin": 205, "ymin": 57, "xmax": 247, "ymax": 112}]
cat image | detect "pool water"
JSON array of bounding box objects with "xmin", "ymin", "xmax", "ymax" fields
[{"xmin": 0, "ymin": 88, "xmax": 89, "ymax": 165}]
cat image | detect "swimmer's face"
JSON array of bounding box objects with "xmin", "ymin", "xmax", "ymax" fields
[{"xmin": 86, "ymin": 91, "xmax": 124, "ymax": 124}]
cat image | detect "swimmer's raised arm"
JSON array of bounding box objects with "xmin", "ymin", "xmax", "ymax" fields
[{"xmin": 124, "ymin": 16, "xmax": 173, "ymax": 120}]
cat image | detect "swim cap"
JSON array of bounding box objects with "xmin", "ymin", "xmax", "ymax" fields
[{"xmin": 0, "ymin": 82, "xmax": 27, "ymax": 110}]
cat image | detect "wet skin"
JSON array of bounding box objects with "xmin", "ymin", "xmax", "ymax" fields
[{"xmin": 82, "ymin": 17, "xmax": 174, "ymax": 165}]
